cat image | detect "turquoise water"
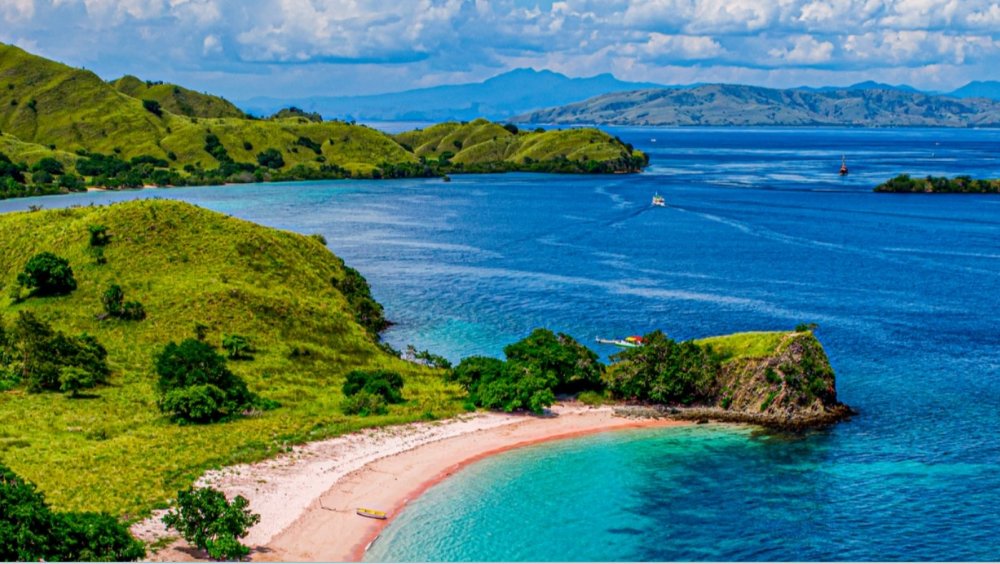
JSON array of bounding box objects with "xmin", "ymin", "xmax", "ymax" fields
[{"xmin": 2, "ymin": 127, "xmax": 998, "ymax": 560}]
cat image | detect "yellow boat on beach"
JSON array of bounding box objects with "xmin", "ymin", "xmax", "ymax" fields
[{"xmin": 357, "ymin": 507, "xmax": 388, "ymax": 520}]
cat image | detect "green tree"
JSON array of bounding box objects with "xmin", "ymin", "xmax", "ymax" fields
[
  {"xmin": 101, "ymin": 284, "xmax": 146, "ymax": 321},
  {"xmin": 59, "ymin": 366, "xmax": 94, "ymax": 397},
  {"xmin": 16, "ymin": 252, "xmax": 77, "ymax": 296},
  {"xmin": 154, "ymin": 339, "xmax": 256, "ymax": 423},
  {"xmin": 162, "ymin": 487, "xmax": 260, "ymax": 561},
  {"xmin": 256, "ymin": 148, "xmax": 284, "ymax": 169},
  {"xmin": 502, "ymin": 328, "xmax": 603, "ymax": 394}
]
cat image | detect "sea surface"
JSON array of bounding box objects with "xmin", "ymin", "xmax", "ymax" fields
[{"xmin": 2, "ymin": 127, "xmax": 998, "ymax": 560}]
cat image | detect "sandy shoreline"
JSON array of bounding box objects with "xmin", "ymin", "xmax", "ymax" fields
[{"xmin": 137, "ymin": 404, "xmax": 688, "ymax": 562}]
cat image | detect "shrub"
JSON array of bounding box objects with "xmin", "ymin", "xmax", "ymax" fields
[
  {"xmin": 101, "ymin": 284, "xmax": 146, "ymax": 321},
  {"xmin": 222, "ymin": 333, "xmax": 252, "ymax": 360},
  {"xmin": 31, "ymin": 157, "xmax": 64, "ymax": 175},
  {"xmin": 162, "ymin": 487, "xmax": 260, "ymax": 561},
  {"xmin": 342, "ymin": 369, "xmax": 404, "ymax": 404},
  {"xmin": 142, "ymin": 99, "xmax": 162, "ymax": 116},
  {"xmin": 154, "ymin": 339, "xmax": 257, "ymax": 423},
  {"xmin": 503, "ymin": 123, "xmax": 519, "ymax": 134},
  {"xmin": 256, "ymin": 148, "xmax": 284, "ymax": 169},
  {"xmin": 340, "ymin": 390, "xmax": 387, "ymax": 416},
  {"xmin": 88, "ymin": 224, "xmax": 111, "ymax": 246},
  {"xmin": 59, "ymin": 366, "xmax": 95, "ymax": 397},
  {"xmin": 17, "ymin": 252, "xmax": 77, "ymax": 296}
]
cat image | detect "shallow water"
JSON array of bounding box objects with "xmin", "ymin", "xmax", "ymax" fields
[{"xmin": 2, "ymin": 127, "xmax": 998, "ymax": 560}]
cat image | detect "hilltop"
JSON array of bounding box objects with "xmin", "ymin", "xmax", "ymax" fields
[
  {"xmin": 110, "ymin": 75, "xmax": 246, "ymax": 119},
  {"xmin": 0, "ymin": 43, "xmax": 642, "ymax": 200},
  {"xmin": 515, "ymin": 83, "xmax": 1000, "ymax": 127},
  {"xmin": 0, "ymin": 200, "xmax": 465, "ymax": 517},
  {"xmin": 240, "ymin": 68, "xmax": 664, "ymax": 121}
]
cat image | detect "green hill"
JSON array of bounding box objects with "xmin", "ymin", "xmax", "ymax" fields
[
  {"xmin": 394, "ymin": 119, "xmax": 647, "ymax": 172},
  {"xmin": 0, "ymin": 200, "xmax": 464, "ymax": 517},
  {"xmin": 111, "ymin": 75, "xmax": 247, "ymax": 119},
  {"xmin": 0, "ymin": 42, "xmax": 644, "ymax": 198}
]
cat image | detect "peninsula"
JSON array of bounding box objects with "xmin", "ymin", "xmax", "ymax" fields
[{"xmin": 0, "ymin": 43, "xmax": 645, "ymax": 201}]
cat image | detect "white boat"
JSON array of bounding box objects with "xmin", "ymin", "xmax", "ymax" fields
[{"xmin": 652, "ymin": 193, "xmax": 666, "ymax": 207}]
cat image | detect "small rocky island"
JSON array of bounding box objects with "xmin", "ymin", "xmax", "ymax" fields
[{"xmin": 875, "ymin": 174, "xmax": 1000, "ymax": 194}]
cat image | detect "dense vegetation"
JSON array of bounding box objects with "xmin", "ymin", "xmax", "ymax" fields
[
  {"xmin": 449, "ymin": 329, "xmax": 604, "ymax": 413},
  {"xmin": 0, "ymin": 463, "xmax": 145, "ymax": 561},
  {"xmin": 604, "ymin": 330, "xmax": 721, "ymax": 405},
  {"xmin": 0, "ymin": 200, "xmax": 465, "ymax": 520},
  {"xmin": 875, "ymin": 174, "xmax": 1000, "ymax": 193},
  {"xmin": 0, "ymin": 43, "xmax": 646, "ymax": 201}
]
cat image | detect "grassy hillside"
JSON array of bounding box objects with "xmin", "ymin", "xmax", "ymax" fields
[
  {"xmin": 394, "ymin": 119, "xmax": 646, "ymax": 172},
  {"xmin": 111, "ymin": 75, "xmax": 246, "ymax": 119},
  {"xmin": 0, "ymin": 43, "xmax": 645, "ymax": 199},
  {"xmin": 0, "ymin": 200, "xmax": 465, "ymax": 517}
]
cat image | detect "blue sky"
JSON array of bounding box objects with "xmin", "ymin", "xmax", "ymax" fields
[{"xmin": 2, "ymin": 0, "xmax": 999, "ymax": 100}]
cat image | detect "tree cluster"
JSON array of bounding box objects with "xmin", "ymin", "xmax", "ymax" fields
[
  {"xmin": 154, "ymin": 339, "xmax": 260, "ymax": 423},
  {"xmin": 340, "ymin": 369, "xmax": 404, "ymax": 416},
  {"xmin": 450, "ymin": 329, "xmax": 603, "ymax": 414},
  {"xmin": 101, "ymin": 283, "xmax": 146, "ymax": 321},
  {"xmin": 604, "ymin": 330, "xmax": 720, "ymax": 405},
  {"xmin": 0, "ymin": 463, "xmax": 145, "ymax": 562},
  {"xmin": 0, "ymin": 312, "xmax": 110, "ymax": 396},
  {"xmin": 16, "ymin": 251, "xmax": 77, "ymax": 297}
]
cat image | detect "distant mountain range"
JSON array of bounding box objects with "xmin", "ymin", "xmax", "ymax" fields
[
  {"xmin": 238, "ymin": 69, "xmax": 664, "ymax": 121},
  {"xmin": 513, "ymin": 84, "xmax": 1000, "ymax": 127},
  {"xmin": 238, "ymin": 69, "xmax": 1000, "ymax": 123}
]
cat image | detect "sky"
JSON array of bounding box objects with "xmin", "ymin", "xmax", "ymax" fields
[{"xmin": 1, "ymin": 0, "xmax": 999, "ymax": 100}]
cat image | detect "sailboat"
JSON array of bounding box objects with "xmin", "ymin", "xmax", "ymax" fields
[{"xmin": 839, "ymin": 155, "xmax": 849, "ymax": 176}]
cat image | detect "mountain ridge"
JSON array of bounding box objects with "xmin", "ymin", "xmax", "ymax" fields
[{"xmin": 513, "ymin": 83, "xmax": 1000, "ymax": 127}]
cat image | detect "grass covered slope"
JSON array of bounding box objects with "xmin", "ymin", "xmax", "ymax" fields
[
  {"xmin": 111, "ymin": 75, "xmax": 246, "ymax": 119},
  {"xmin": 0, "ymin": 200, "xmax": 464, "ymax": 517},
  {"xmin": 693, "ymin": 331, "xmax": 851, "ymax": 427},
  {"xmin": 395, "ymin": 119, "xmax": 647, "ymax": 172}
]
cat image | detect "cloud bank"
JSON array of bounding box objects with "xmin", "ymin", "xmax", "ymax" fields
[{"xmin": 2, "ymin": 0, "xmax": 998, "ymax": 98}]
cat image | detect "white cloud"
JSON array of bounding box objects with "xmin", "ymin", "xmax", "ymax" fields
[
  {"xmin": 1, "ymin": 0, "xmax": 35, "ymax": 22},
  {"xmin": 769, "ymin": 35, "xmax": 836, "ymax": 64}
]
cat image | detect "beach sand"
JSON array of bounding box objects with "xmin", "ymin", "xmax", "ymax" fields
[{"xmin": 137, "ymin": 404, "xmax": 688, "ymax": 562}]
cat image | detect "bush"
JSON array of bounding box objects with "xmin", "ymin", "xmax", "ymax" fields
[
  {"xmin": 59, "ymin": 366, "xmax": 95, "ymax": 397},
  {"xmin": 0, "ymin": 463, "xmax": 144, "ymax": 561},
  {"xmin": 142, "ymin": 99, "xmax": 163, "ymax": 116},
  {"xmin": 256, "ymin": 148, "xmax": 284, "ymax": 169},
  {"xmin": 101, "ymin": 284, "xmax": 146, "ymax": 321},
  {"xmin": 340, "ymin": 390, "xmax": 387, "ymax": 416},
  {"xmin": 342, "ymin": 369, "xmax": 404, "ymax": 404},
  {"xmin": 17, "ymin": 252, "xmax": 77, "ymax": 296},
  {"xmin": 503, "ymin": 123, "xmax": 519, "ymax": 134},
  {"xmin": 222, "ymin": 333, "xmax": 252, "ymax": 360},
  {"xmin": 162, "ymin": 486, "xmax": 260, "ymax": 561},
  {"xmin": 154, "ymin": 339, "xmax": 257, "ymax": 423},
  {"xmin": 88, "ymin": 224, "xmax": 111, "ymax": 246},
  {"xmin": 31, "ymin": 157, "xmax": 64, "ymax": 175}
]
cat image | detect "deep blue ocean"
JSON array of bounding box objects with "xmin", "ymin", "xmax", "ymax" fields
[{"xmin": 1, "ymin": 127, "xmax": 998, "ymax": 560}]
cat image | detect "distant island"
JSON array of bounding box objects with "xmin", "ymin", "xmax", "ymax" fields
[
  {"xmin": 0, "ymin": 44, "xmax": 645, "ymax": 201},
  {"xmin": 875, "ymin": 174, "xmax": 1000, "ymax": 194},
  {"xmin": 513, "ymin": 83, "xmax": 1000, "ymax": 127}
]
